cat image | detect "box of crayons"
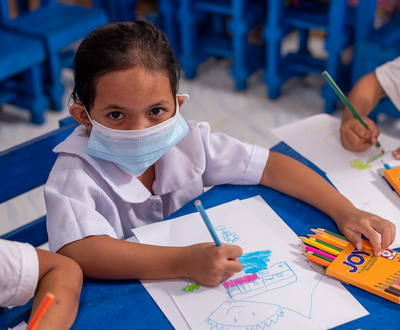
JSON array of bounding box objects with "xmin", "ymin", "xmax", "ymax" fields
[{"xmin": 299, "ymin": 228, "xmax": 400, "ymax": 304}]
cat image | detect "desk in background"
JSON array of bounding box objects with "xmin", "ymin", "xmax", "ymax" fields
[{"xmin": 70, "ymin": 142, "xmax": 399, "ymax": 330}]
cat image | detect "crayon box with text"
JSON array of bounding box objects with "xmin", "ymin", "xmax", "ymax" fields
[{"xmin": 323, "ymin": 240, "xmax": 400, "ymax": 304}]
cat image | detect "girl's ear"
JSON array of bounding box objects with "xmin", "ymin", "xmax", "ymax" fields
[{"xmin": 70, "ymin": 104, "xmax": 92, "ymax": 128}]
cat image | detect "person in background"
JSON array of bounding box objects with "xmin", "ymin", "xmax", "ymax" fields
[
  {"xmin": 0, "ymin": 239, "xmax": 83, "ymax": 330},
  {"xmin": 340, "ymin": 56, "xmax": 400, "ymax": 159}
]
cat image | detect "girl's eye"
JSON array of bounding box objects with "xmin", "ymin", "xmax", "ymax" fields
[
  {"xmin": 108, "ymin": 111, "xmax": 124, "ymax": 119},
  {"xmin": 150, "ymin": 108, "xmax": 165, "ymax": 116}
]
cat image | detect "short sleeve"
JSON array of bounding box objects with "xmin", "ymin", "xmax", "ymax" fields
[
  {"xmin": 198, "ymin": 122, "xmax": 269, "ymax": 186},
  {"xmin": 375, "ymin": 56, "xmax": 400, "ymax": 110},
  {"xmin": 0, "ymin": 239, "xmax": 39, "ymax": 307},
  {"xmin": 45, "ymin": 166, "xmax": 120, "ymax": 253}
]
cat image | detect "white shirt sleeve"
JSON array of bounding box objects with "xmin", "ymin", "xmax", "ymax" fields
[
  {"xmin": 0, "ymin": 239, "xmax": 39, "ymax": 307},
  {"xmin": 198, "ymin": 122, "xmax": 269, "ymax": 187},
  {"xmin": 45, "ymin": 167, "xmax": 119, "ymax": 253},
  {"xmin": 375, "ymin": 56, "xmax": 400, "ymax": 110}
]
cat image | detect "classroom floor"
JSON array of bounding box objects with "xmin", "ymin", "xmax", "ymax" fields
[{"xmin": 1, "ymin": 38, "xmax": 399, "ymax": 239}]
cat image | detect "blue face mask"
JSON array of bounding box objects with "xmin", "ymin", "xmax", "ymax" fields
[{"xmin": 86, "ymin": 98, "xmax": 189, "ymax": 176}]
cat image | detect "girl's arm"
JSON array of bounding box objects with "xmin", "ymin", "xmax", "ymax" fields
[
  {"xmin": 260, "ymin": 151, "xmax": 396, "ymax": 256},
  {"xmin": 58, "ymin": 236, "xmax": 243, "ymax": 286},
  {"xmin": 33, "ymin": 249, "xmax": 83, "ymax": 330}
]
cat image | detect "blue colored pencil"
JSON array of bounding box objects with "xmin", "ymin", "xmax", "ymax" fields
[
  {"xmin": 194, "ymin": 200, "xmax": 222, "ymax": 246},
  {"xmin": 381, "ymin": 159, "xmax": 392, "ymax": 170}
]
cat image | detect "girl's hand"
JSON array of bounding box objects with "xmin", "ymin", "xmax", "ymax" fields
[
  {"xmin": 181, "ymin": 243, "xmax": 243, "ymax": 286},
  {"xmin": 335, "ymin": 209, "xmax": 396, "ymax": 256}
]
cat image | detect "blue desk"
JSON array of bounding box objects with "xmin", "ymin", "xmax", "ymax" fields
[{"xmin": 71, "ymin": 142, "xmax": 399, "ymax": 329}]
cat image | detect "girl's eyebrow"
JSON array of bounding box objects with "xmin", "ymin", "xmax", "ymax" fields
[{"xmin": 101, "ymin": 100, "xmax": 171, "ymax": 112}]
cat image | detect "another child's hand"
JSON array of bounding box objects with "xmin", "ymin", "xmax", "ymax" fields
[
  {"xmin": 336, "ymin": 209, "xmax": 396, "ymax": 256},
  {"xmin": 340, "ymin": 116, "xmax": 380, "ymax": 152},
  {"xmin": 392, "ymin": 148, "xmax": 400, "ymax": 160},
  {"xmin": 181, "ymin": 243, "xmax": 243, "ymax": 286}
]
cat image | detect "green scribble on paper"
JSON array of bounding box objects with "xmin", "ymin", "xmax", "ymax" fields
[
  {"xmin": 366, "ymin": 151, "xmax": 390, "ymax": 163},
  {"xmin": 350, "ymin": 159, "xmax": 371, "ymax": 170},
  {"xmin": 182, "ymin": 283, "xmax": 200, "ymax": 292}
]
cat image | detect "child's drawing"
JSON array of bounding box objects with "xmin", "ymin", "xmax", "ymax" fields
[
  {"xmin": 350, "ymin": 151, "xmax": 390, "ymax": 170},
  {"xmin": 205, "ymin": 301, "xmax": 284, "ymax": 329},
  {"xmin": 201, "ymin": 250, "xmax": 300, "ymax": 329},
  {"xmin": 182, "ymin": 278, "xmax": 200, "ymax": 293},
  {"xmin": 216, "ymin": 225, "xmax": 240, "ymax": 244}
]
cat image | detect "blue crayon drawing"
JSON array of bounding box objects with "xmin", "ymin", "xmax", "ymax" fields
[
  {"xmin": 200, "ymin": 249, "xmax": 320, "ymax": 329},
  {"xmin": 215, "ymin": 225, "xmax": 240, "ymax": 244}
]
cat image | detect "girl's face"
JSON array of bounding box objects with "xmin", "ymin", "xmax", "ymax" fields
[{"xmin": 71, "ymin": 66, "xmax": 183, "ymax": 130}]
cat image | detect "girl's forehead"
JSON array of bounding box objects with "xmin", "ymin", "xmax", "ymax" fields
[
  {"xmin": 93, "ymin": 67, "xmax": 174, "ymax": 109},
  {"xmin": 96, "ymin": 68, "xmax": 173, "ymax": 100}
]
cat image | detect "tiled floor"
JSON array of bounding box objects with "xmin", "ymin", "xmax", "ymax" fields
[{"xmin": 1, "ymin": 50, "xmax": 399, "ymax": 238}]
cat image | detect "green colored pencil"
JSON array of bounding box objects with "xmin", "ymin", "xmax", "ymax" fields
[
  {"xmin": 317, "ymin": 228, "xmax": 348, "ymax": 241},
  {"xmin": 322, "ymin": 71, "xmax": 384, "ymax": 153}
]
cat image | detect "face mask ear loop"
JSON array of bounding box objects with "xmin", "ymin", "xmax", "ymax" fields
[
  {"xmin": 82, "ymin": 106, "xmax": 94, "ymax": 135},
  {"xmin": 176, "ymin": 94, "xmax": 189, "ymax": 112},
  {"xmin": 83, "ymin": 106, "xmax": 94, "ymax": 126}
]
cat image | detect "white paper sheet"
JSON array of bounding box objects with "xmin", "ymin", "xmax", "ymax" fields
[
  {"xmin": 271, "ymin": 114, "xmax": 400, "ymax": 248},
  {"xmin": 270, "ymin": 114, "xmax": 400, "ymax": 186},
  {"xmin": 133, "ymin": 196, "xmax": 368, "ymax": 330}
]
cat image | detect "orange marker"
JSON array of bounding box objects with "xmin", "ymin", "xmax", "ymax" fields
[{"xmin": 26, "ymin": 292, "xmax": 55, "ymax": 330}]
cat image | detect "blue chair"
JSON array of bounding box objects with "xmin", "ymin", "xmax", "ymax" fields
[
  {"xmin": 0, "ymin": 0, "xmax": 108, "ymax": 112},
  {"xmin": 264, "ymin": 0, "xmax": 358, "ymax": 113},
  {"xmin": 158, "ymin": 0, "xmax": 181, "ymax": 58},
  {"xmin": 0, "ymin": 28, "xmax": 48, "ymax": 124},
  {"xmin": 99, "ymin": 0, "xmax": 141, "ymax": 22},
  {"xmin": 351, "ymin": 0, "xmax": 400, "ymax": 122},
  {"xmin": 178, "ymin": 0, "xmax": 266, "ymax": 91},
  {"xmin": 0, "ymin": 117, "xmax": 78, "ymax": 330}
]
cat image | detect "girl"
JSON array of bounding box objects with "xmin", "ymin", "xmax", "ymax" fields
[{"xmin": 45, "ymin": 21, "xmax": 395, "ymax": 286}]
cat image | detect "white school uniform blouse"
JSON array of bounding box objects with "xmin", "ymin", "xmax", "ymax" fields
[
  {"xmin": 45, "ymin": 120, "xmax": 269, "ymax": 253},
  {"xmin": 376, "ymin": 56, "xmax": 400, "ymax": 110},
  {"xmin": 0, "ymin": 239, "xmax": 39, "ymax": 307}
]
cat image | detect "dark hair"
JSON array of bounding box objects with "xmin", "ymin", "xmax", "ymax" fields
[{"xmin": 71, "ymin": 21, "xmax": 180, "ymax": 110}]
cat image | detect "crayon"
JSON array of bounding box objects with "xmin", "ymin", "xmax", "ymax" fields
[
  {"xmin": 298, "ymin": 244, "xmax": 336, "ymax": 260},
  {"xmin": 26, "ymin": 292, "xmax": 55, "ymax": 330},
  {"xmin": 303, "ymin": 253, "xmax": 331, "ymax": 268},
  {"xmin": 299, "ymin": 237, "xmax": 341, "ymax": 256},
  {"xmin": 381, "ymin": 159, "xmax": 392, "ymax": 170},
  {"xmin": 375, "ymin": 284, "xmax": 400, "ymax": 297},
  {"xmin": 309, "ymin": 238, "xmax": 343, "ymax": 252},
  {"xmin": 303, "ymin": 251, "xmax": 334, "ymax": 263},
  {"xmin": 316, "ymin": 228, "xmax": 348, "ymax": 241},
  {"xmin": 314, "ymin": 233, "xmax": 348, "ymax": 248},
  {"xmin": 383, "ymin": 280, "xmax": 400, "ymax": 291},
  {"xmin": 311, "ymin": 229, "xmax": 349, "ymax": 244},
  {"xmin": 194, "ymin": 200, "xmax": 222, "ymax": 246},
  {"xmin": 307, "ymin": 234, "xmax": 346, "ymax": 250}
]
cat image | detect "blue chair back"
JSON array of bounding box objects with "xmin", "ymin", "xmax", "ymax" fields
[
  {"xmin": 0, "ymin": 118, "xmax": 78, "ymax": 246},
  {"xmin": 0, "ymin": 118, "xmax": 78, "ymax": 330}
]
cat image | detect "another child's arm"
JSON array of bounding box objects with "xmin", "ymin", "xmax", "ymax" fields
[
  {"xmin": 260, "ymin": 151, "xmax": 396, "ymax": 256},
  {"xmin": 32, "ymin": 249, "xmax": 83, "ymax": 330},
  {"xmin": 59, "ymin": 236, "xmax": 242, "ymax": 286},
  {"xmin": 340, "ymin": 72, "xmax": 385, "ymax": 152}
]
